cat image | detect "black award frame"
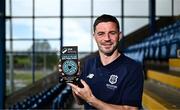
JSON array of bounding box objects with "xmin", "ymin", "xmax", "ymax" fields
[{"xmin": 59, "ymin": 46, "xmax": 79, "ymax": 83}]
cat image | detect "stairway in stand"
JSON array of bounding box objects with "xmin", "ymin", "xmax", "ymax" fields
[{"xmin": 143, "ymin": 58, "xmax": 180, "ymax": 109}]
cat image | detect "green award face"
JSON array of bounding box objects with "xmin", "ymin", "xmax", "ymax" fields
[
  {"xmin": 59, "ymin": 46, "xmax": 79, "ymax": 83},
  {"xmin": 62, "ymin": 60, "xmax": 78, "ymax": 76}
]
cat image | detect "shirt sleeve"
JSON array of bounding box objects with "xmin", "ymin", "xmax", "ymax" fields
[
  {"xmin": 79, "ymin": 60, "xmax": 87, "ymax": 81},
  {"xmin": 121, "ymin": 63, "xmax": 144, "ymax": 107}
]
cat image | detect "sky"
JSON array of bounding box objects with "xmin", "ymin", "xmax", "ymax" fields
[{"xmin": 5, "ymin": 0, "xmax": 180, "ymax": 52}]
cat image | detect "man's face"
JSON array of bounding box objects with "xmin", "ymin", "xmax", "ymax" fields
[{"xmin": 94, "ymin": 22, "xmax": 121, "ymax": 55}]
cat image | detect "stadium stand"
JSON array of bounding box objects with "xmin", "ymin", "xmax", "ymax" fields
[
  {"xmin": 124, "ymin": 20, "xmax": 180, "ymax": 62},
  {"xmin": 51, "ymin": 86, "xmax": 72, "ymax": 109},
  {"xmin": 124, "ymin": 18, "xmax": 180, "ymax": 109},
  {"xmin": 8, "ymin": 83, "xmax": 69, "ymax": 109}
]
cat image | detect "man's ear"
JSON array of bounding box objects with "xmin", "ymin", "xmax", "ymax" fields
[
  {"xmin": 118, "ymin": 32, "xmax": 122, "ymax": 41},
  {"xmin": 93, "ymin": 33, "xmax": 96, "ymax": 40},
  {"xmin": 93, "ymin": 32, "xmax": 95, "ymax": 37}
]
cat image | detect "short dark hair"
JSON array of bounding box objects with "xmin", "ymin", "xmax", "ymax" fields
[{"xmin": 93, "ymin": 14, "xmax": 120, "ymax": 32}]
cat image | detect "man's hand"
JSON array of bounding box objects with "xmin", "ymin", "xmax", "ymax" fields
[
  {"xmin": 57, "ymin": 59, "xmax": 66, "ymax": 83},
  {"xmin": 68, "ymin": 80, "xmax": 138, "ymax": 110},
  {"xmin": 68, "ymin": 80, "xmax": 95, "ymax": 103}
]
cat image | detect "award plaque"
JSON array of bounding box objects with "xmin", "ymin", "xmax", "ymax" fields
[{"xmin": 59, "ymin": 46, "xmax": 79, "ymax": 83}]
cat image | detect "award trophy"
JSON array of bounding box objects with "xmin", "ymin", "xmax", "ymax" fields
[{"xmin": 59, "ymin": 46, "xmax": 80, "ymax": 83}]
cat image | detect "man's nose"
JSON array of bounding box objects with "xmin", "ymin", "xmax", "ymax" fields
[{"xmin": 104, "ymin": 34, "xmax": 111, "ymax": 41}]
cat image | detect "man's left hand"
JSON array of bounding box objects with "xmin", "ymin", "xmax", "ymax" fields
[{"xmin": 68, "ymin": 80, "xmax": 94, "ymax": 103}]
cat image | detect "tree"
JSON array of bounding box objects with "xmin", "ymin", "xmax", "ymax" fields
[
  {"xmin": 28, "ymin": 40, "xmax": 51, "ymax": 52},
  {"xmin": 28, "ymin": 40, "xmax": 58, "ymax": 71}
]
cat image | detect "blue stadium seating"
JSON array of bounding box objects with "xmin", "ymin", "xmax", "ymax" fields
[
  {"xmin": 9, "ymin": 83, "xmax": 68, "ymax": 109},
  {"xmin": 51, "ymin": 86, "xmax": 72, "ymax": 109},
  {"xmin": 124, "ymin": 20, "xmax": 180, "ymax": 62}
]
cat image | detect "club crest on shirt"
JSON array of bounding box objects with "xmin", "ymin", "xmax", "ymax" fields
[{"xmin": 109, "ymin": 75, "xmax": 118, "ymax": 85}]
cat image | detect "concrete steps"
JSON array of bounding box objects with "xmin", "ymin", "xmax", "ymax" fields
[
  {"xmin": 143, "ymin": 58, "xmax": 180, "ymax": 109},
  {"xmin": 143, "ymin": 80, "xmax": 180, "ymax": 109}
]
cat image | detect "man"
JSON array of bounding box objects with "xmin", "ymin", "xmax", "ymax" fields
[{"xmin": 68, "ymin": 14, "xmax": 144, "ymax": 110}]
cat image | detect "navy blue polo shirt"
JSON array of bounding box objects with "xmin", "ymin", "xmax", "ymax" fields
[{"xmin": 80, "ymin": 53, "xmax": 144, "ymax": 109}]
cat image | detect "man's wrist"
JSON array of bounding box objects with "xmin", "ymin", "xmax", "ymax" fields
[
  {"xmin": 87, "ymin": 95, "xmax": 96, "ymax": 106},
  {"xmin": 86, "ymin": 95, "xmax": 105, "ymax": 110}
]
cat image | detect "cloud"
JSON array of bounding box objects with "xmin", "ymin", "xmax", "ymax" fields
[
  {"xmin": 35, "ymin": 0, "xmax": 60, "ymax": 16},
  {"xmin": 64, "ymin": 0, "xmax": 91, "ymax": 16},
  {"xmin": 63, "ymin": 19, "xmax": 93, "ymax": 52},
  {"xmin": 9, "ymin": 0, "xmax": 96, "ymax": 52},
  {"xmin": 35, "ymin": 19, "xmax": 60, "ymax": 39},
  {"xmin": 12, "ymin": 0, "xmax": 32, "ymax": 16},
  {"xmin": 12, "ymin": 19, "xmax": 32, "ymax": 39}
]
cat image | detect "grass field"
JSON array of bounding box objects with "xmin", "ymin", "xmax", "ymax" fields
[
  {"xmin": 6, "ymin": 70, "xmax": 51, "ymax": 95},
  {"xmin": 14, "ymin": 71, "xmax": 46, "ymax": 84}
]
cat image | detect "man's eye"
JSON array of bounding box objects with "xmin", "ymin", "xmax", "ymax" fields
[
  {"xmin": 110, "ymin": 32, "xmax": 117, "ymax": 35},
  {"xmin": 97, "ymin": 33, "xmax": 104, "ymax": 36}
]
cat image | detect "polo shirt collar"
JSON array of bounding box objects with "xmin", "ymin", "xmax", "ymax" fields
[{"xmin": 96, "ymin": 53, "xmax": 125, "ymax": 71}]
